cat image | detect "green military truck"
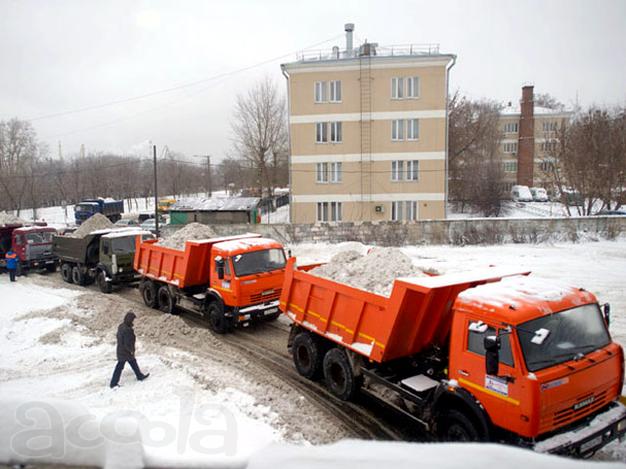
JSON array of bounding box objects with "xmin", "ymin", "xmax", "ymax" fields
[{"xmin": 52, "ymin": 228, "xmax": 153, "ymax": 293}]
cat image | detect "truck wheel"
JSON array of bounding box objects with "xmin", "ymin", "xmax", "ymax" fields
[
  {"xmin": 437, "ymin": 409, "xmax": 480, "ymax": 442},
  {"xmin": 45, "ymin": 263, "xmax": 57, "ymax": 273},
  {"xmin": 323, "ymin": 348, "xmax": 361, "ymax": 401},
  {"xmin": 158, "ymin": 286, "xmax": 177, "ymax": 314},
  {"xmin": 206, "ymin": 302, "xmax": 232, "ymax": 334},
  {"xmin": 97, "ymin": 271, "xmax": 113, "ymax": 294},
  {"xmin": 141, "ymin": 280, "xmax": 159, "ymax": 309},
  {"xmin": 61, "ymin": 264, "xmax": 73, "ymax": 283},
  {"xmin": 71, "ymin": 266, "xmax": 85, "ymax": 286},
  {"xmin": 293, "ymin": 332, "xmax": 325, "ymax": 380}
]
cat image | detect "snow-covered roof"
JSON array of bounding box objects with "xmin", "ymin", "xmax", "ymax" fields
[
  {"xmin": 456, "ymin": 275, "xmax": 596, "ymax": 322},
  {"xmin": 215, "ymin": 237, "xmax": 282, "ymax": 254},
  {"xmin": 102, "ymin": 229, "xmax": 152, "ymax": 239},
  {"xmin": 171, "ymin": 197, "xmax": 260, "ymax": 212},
  {"xmin": 500, "ymin": 103, "xmax": 572, "ymax": 117}
]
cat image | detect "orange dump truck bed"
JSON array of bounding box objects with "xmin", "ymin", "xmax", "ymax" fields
[
  {"xmin": 279, "ymin": 257, "xmax": 528, "ymax": 363},
  {"xmin": 134, "ymin": 233, "xmax": 261, "ymax": 289}
]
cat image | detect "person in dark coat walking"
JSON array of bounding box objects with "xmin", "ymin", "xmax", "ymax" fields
[
  {"xmin": 110, "ymin": 311, "xmax": 149, "ymax": 388},
  {"xmin": 5, "ymin": 250, "xmax": 18, "ymax": 282}
]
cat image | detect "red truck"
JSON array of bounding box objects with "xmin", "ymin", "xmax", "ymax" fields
[
  {"xmin": 279, "ymin": 258, "xmax": 626, "ymax": 457},
  {"xmin": 0, "ymin": 223, "xmax": 58, "ymax": 273},
  {"xmin": 134, "ymin": 233, "xmax": 289, "ymax": 333}
]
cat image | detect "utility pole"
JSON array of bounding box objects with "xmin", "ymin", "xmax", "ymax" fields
[
  {"xmin": 153, "ymin": 144, "xmax": 159, "ymax": 238},
  {"xmin": 193, "ymin": 155, "xmax": 212, "ymax": 197}
]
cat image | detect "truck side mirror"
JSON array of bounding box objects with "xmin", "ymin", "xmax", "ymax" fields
[
  {"xmin": 215, "ymin": 256, "xmax": 225, "ymax": 280},
  {"xmin": 103, "ymin": 243, "xmax": 109, "ymax": 255},
  {"xmin": 484, "ymin": 335, "xmax": 501, "ymax": 376},
  {"xmin": 603, "ymin": 303, "xmax": 611, "ymax": 328},
  {"xmin": 288, "ymin": 249, "xmax": 292, "ymax": 258}
]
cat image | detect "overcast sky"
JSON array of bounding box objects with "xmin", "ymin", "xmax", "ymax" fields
[{"xmin": 1, "ymin": 0, "xmax": 625, "ymax": 160}]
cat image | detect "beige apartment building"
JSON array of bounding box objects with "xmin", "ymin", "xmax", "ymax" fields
[
  {"xmin": 498, "ymin": 85, "xmax": 572, "ymax": 191},
  {"xmin": 281, "ymin": 24, "xmax": 455, "ymax": 223}
]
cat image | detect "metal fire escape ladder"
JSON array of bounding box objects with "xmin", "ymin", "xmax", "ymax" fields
[{"xmin": 359, "ymin": 49, "xmax": 373, "ymax": 221}]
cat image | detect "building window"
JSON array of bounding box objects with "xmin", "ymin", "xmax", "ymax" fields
[
  {"xmin": 316, "ymin": 122, "xmax": 328, "ymax": 143},
  {"xmin": 406, "ymin": 160, "xmax": 419, "ymax": 181},
  {"xmin": 330, "ymin": 122, "xmax": 342, "ymax": 143},
  {"xmin": 504, "ymin": 122, "xmax": 518, "ymax": 133},
  {"xmin": 539, "ymin": 160, "xmax": 554, "ymax": 172},
  {"xmin": 503, "ymin": 161, "xmax": 518, "ymax": 173},
  {"xmin": 503, "ymin": 142, "xmax": 518, "ymax": 154},
  {"xmin": 317, "ymin": 202, "xmax": 342, "ymax": 222},
  {"xmin": 329, "ymin": 80, "xmax": 342, "ymax": 102},
  {"xmin": 540, "ymin": 141, "xmax": 558, "ymax": 153},
  {"xmin": 543, "ymin": 121, "xmax": 558, "ymax": 132},
  {"xmin": 391, "ymin": 77, "xmax": 404, "ymax": 99},
  {"xmin": 392, "ymin": 201, "xmax": 418, "ymax": 221},
  {"xmin": 314, "ymin": 81, "xmax": 327, "ymax": 103},
  {"xmin": 392, "ymin": 119, "xmax": 404, "ymax": 141},
  {"xmin": 406, "ymin": 76, "xmax": 420, "ymax": 98},
  {"xmin": 330, "ymin": 162, "xmax": 342, "ymax": 183},
  {"xmin": 316, "ymin": 162, "xmax": 328, "ymax": 183},
  {"xmin": 407, "ymin": 119, "xmax": 419, "ymax": 140},
  {"xmin": 391, "ymin": 160, "xmax": 404, "ymax": 181}
]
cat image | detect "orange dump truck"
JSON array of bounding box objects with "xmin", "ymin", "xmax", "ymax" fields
[
  {"xmin": 135, "ymin": 233, "xmax": 289, "ymax": 333},
  {"xmin": 279, "ymin": 258, "xmax": 626, "ymax": 456}
]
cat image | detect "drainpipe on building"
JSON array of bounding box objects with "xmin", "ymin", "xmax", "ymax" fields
[
  {"xmin": 444, "ymin": 55, "xmax": 457, "ymax": 220},
  {"xmin": 281, "ymin": 64, "xmax": 293, "ymax": 224}
]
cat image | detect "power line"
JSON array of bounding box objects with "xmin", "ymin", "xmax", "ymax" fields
[{"xmin": 26, "ymin": 34, "xmax": 343, "ymax": 123}]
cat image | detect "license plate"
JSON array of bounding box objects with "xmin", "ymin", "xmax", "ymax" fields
[
  {"xmin": 264, "ymin": 307, "xmax": 278, "ymax": 315},
  {"xmin": 580, "ymin": 435, "xmax": 603, "ymax": 453}
]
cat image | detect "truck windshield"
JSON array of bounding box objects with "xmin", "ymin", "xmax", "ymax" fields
[
  {"xmin": 111, "ymin": 236, "xmax": 137, "ymax": 254},
  {"xmin": 25, "ymin": 232, "xmax": 53, "ymax": 243},
  {"xmin": 518, "ymin": 304, "xmax": 610, "ymax": 372},
  {"xmin": 76, "ymin": 204, "xmax": 97, "ymax": 213},
  {"xmin": 232, "ymin": 248, "xmax": 286, "ymax": 277}
]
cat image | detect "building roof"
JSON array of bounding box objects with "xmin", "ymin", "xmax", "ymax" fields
[
  {"xmin": 500, "ymin": 103, "xmax": 573, "ymax": 117},
  {"xmin": 171, "ymin": 197, "xmax": 260, "ymax": 212},
  {"xmin": 282, "ymin": 43, "xmax": 455, "ymax": 72}
]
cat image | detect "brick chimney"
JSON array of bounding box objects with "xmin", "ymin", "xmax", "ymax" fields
[{"xmin": 517, "ymin": 85, "xmax": 534, "ymax": 186}]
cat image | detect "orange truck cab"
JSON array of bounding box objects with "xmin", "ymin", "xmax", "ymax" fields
[
  {"xmin": 280, "ymin": 259, "xmax": 626, "ymax": 457},
  {"xmin": 0, "ymin": 223, "xmax": 58, "ymax": 272},
  {"xmin": 135, "ymin": 233, "xmax": 287, "ymax": 333}
]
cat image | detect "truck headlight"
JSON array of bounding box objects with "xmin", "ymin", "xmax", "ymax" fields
[{"xmin": 618, "ymin": 419, "xmax": 626, "ymax": 432}]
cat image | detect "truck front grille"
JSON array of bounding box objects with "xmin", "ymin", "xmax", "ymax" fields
[
  {"xmin": 250, "ymin": 288, "xmax": 281, "ymax": 304},
  {"xmin": 553, "ymin": 390, "xmax": 610, "ymax": 427}
]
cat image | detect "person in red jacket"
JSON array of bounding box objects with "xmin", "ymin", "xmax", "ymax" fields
[{"xmin": 5, "ymin": 250, "xmax": 18, "ymax": 282}]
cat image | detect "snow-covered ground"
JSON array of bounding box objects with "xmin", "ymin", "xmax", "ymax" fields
[
  {"xmin": 0, "ymin": 280, "xmax": 281, "ymax": 468},
  {"xmin": 2, "ymin": 239, "xmax": 626, "ymax": 467}
]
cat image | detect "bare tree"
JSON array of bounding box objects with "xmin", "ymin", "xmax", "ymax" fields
[
  {"xmin": 230, "ymin": 77, "xmax": 287, "ymax": 198},
  {"xmin": 535, "ymin": 93, "xmax": 565, "ymax": 111},
  {"xmin": 448, "ymin": 91, "xmax": 505, "ymax": 215},
  {"xmin": 548, "ymin": 107, "xmax": 626, "ymax": 215}
]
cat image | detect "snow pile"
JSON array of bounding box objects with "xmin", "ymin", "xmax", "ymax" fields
[
  {"xmin": 310, "ymin": 248, "xmax": 426, "ymax": 296},
  {"xmin": 0, "ymin": 211, "xmax": 26, "ymax": 226},
  {"xmin": 158, "ymin": 222, "xmax": 216, "ymax": 250},
  {"xmin": 70, "ymin": 213, "xmax": 113, "ymax": 238},
  {"xmin": 247, "ymin": 439, "xmax": 621, "ymax": 469}
]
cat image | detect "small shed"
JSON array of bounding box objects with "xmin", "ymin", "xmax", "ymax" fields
[{"xmin": 169, "ymin": 197, "xmax": 261, "ymax": 225}]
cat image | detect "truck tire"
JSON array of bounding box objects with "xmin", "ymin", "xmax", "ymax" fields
[
  {"xmin": 437, "ymin": 409, "xmax": 480, "ymax": 442},
  {"xmin": 158, "ymin": 286, "xmax": 177, "ymax": 314},
  {"xmin": 323, "ymin": 348, "xmax": 361, "ymax": 401},
  {"xmin": 61, "ymin": 263, "xmax": 73, "ymax": 283},
  {"xmin": 97, "ymin": 270, "xmax": 113, "ymax": 294},
  {"xmin": 71, "ymin": 266, "xmax": 85, "ymax": 286},
  {"xmin": 292, "ymin": 332, "xmax": 325, "ymax": 380},
  {"xmin": 206, "ymin": 301, "xmax": 233, "ymax": 334},
  {"xmin": 141, "ymin": 280, "xmax": 159, "ymax": 309},
  {"xmin": 264, "ymin": 311, "xmax": 281, "ymax": 322}
]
